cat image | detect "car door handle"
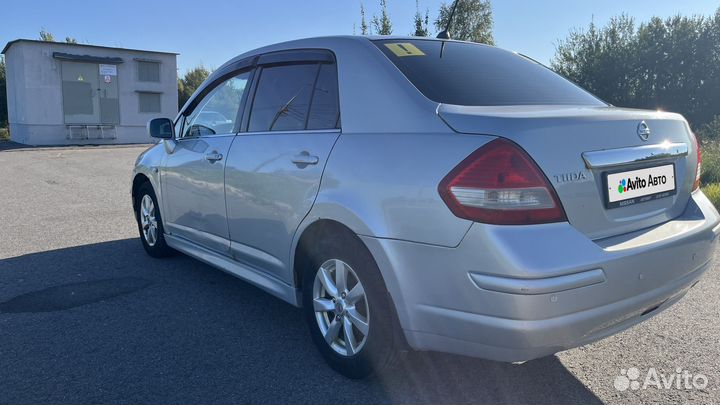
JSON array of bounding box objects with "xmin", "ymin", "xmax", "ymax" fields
[
  {"xmin": 205, "ymin": 151, "xmax": 223, "ymax": 163},
  {"xmin": 291, "ymin": 152, "xmax": 319, "ymax": 166}
]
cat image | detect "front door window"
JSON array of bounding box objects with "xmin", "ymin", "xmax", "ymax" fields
[{"xmin": 182, "ymin": 72, "xmax": 250, "ymax": 138}]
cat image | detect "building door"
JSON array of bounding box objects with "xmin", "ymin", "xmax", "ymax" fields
[
  {"xmin": 98, "ymin": 64, "xmax": 119, "ymax": 124},
  {"xmin": 61, "ymin": 62, "xmax": 119, "ymax": 125}
]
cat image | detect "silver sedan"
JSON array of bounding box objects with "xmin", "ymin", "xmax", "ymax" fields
[{"xmin": 132, "ymin": 36, "xmax": 718, "ymax": 378}]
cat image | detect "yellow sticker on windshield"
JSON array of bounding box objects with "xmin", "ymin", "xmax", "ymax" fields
[{"xmin": 384, "ymin": 43, "xmax": 426, "ymax": 57}]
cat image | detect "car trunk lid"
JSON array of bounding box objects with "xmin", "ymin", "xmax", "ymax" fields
[{"xmin": 438, "ymin": 104, "xmax": 697, "ymax": 240}]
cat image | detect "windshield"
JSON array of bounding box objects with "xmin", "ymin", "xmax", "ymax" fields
[{"xmin": 373, "ymin": 39, "xmax": 605, "ymax": 107}]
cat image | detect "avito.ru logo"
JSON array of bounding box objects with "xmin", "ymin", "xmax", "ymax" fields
[
  {"xmin": 614, "ymin": 367, "xmax": 709, "ymax": 391},
  {"xmin": 617, "ymin": 174, "xmax": 668, "ymax": 194},
  {"xmin": 618, "ymin": 178, "xmax": 628, "ymax": 194}
]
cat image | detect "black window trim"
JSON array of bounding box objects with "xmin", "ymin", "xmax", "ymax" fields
[
  {"xmin": 180, "ymin": 55, "xmax": 258, "ymax": 117},
  {"xmin": 257, "ymin": 49, "xmax": 335, "ymax": 67}
]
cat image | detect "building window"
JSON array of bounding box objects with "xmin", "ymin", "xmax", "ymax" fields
[
  {"xmin": 138, "ymin": 92, "xmax": 161, "ymax": 113},
  {"xmin": 137, "ymin": 61, "xmax": 160, "ymax": 82}
]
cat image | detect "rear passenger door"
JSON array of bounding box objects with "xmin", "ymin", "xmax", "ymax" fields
[{"xmin": 224, "ymin": 50, "xmax": 341, "ymax": 283}]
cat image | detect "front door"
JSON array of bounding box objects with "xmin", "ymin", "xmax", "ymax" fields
[
  {"xmin": 225, "ymin": 58, "xmax": 341, "ymax": 282},
  {"xmin": 162, "ymin": 70, "xmax": 252, "ymax": 255}
]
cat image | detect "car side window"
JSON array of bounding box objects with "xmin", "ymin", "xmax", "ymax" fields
[
  {"xmin": 182, "ymin": 71, "xmax": 251, "ymax": 138},
  {"xmin": 248, "ymin": 64, "xmax": 319, "ymax": 132},
  {"xmin": 307, "ymin": 63, "xmax": 340, "ymax": 130}
]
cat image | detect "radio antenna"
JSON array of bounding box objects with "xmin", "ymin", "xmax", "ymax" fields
[{"xmin": 436, "ymin": 0, "xmax": 460, "ymax": 39}]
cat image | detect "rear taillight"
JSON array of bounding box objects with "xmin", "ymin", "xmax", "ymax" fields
[
  {"xmin": 691, "ymin": 132, "xmax": 701, "ymax": 191},
  {"xmin": 438, "ymin": 138, "xmax": 567, "ymax": 225}
]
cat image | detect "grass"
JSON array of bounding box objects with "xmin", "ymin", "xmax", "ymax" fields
[
  {"xmin": 701, "ymin": 140, "xmax": 720, "ymax": 185},
  {"xmin": 702, "ymin": 183, "xmax": 720, "ymax": 208},
  {"xmin": 701, "ymin": 129, "xmax": 720, "ymax": 208},
  {"xmin": 697, "ymin": 116, "xmax": 720, "ymax": 208},
  {"xmin": 0, "ymin": 127, "xmax": 8, "ymax": 142}
]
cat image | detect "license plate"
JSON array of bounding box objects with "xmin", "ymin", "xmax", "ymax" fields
[{"xmin": 605, "ymin": 164, "xmax": 676, "ymax": 209}]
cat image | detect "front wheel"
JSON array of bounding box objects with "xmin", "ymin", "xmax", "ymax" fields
[
  {"xmin": 135, "ymin": 182, "xmax": 174, "ymax": 258},
  {"xmin": 302, "ymin": 234, "xmax": 398, "ymax": 378}
]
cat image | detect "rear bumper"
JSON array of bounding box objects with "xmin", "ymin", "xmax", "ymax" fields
[{"xmin": 361, "ymin": 191, "xmax": 720, "ymax": 362}]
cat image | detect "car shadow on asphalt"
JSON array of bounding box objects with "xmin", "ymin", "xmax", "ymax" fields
[{"xmin": 0, "ymin": 239, "xmax": 601, "ymax": 405}]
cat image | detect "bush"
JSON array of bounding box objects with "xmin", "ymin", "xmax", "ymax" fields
[
  {"xmin": 700, "ymin": 139, "xmax": 720, "ymax": 185},
  {"xmin": 697, "ymin": 115, "xmax": 720, "ymax": 142},
  {"xmin": 702, "ymin": 183, "xmax": 720, "ymax": 209},
  {"xmin": 0, "ymin": 127, "xmax": 9, "ymax": 141},
  {"xmin": 696, "ymin": 120, "xmax": 720, "ymax": 205}
]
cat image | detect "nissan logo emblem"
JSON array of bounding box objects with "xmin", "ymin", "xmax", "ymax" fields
[{"xmin": 637, "ymin": 121, "xmax": 651, "ymax": 141}]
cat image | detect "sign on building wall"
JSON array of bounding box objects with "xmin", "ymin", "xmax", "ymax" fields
[{"xmin": 99, "ymin": 64, "xmax": 117, "ymax": 76}]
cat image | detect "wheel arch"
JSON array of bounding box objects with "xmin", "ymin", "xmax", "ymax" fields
[
  {"xmin": 292, "ymin": 217, "xmax": 410, "ymax": 350},
  {"xmin": 292, "ymin": 219, "xmax": 358, "ymax": 289},
  {"xmin": 290, "ymin": 203, "xmax": 397, "ymax": 308},
  {"xmin": 131, "ymin": 173, "xmax": 152, "ymax": 219}
]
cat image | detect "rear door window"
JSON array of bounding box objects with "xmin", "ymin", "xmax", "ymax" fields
[
  {"xmin": 248, "ymin": 64, "xmax": 319, "ymax": 132},
  {"xmin": 374, "ymin": 39, "xmax": 605, "ymax": 107},
  {"xmin": 307, "ymin": 64, "xmax": 340, "ymax": 130}
]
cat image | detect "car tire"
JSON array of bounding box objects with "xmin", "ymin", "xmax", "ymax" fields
[
  {"xmin": 135, "ymin": 182, "xmax": 174, "ymax": 258},
  {"xmin": 302, "ymin": 233, "xmax": 398, "ymax": 379}
]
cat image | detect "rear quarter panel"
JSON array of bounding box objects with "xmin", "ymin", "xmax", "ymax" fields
[{"xmin": 306, "ymin": 132, "xmax": 497, "ymax": 247}]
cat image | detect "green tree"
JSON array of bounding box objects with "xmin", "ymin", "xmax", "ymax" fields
[
  {"xmin": 360, "ymin": 3, "xmax": 369, "ymax": 35},
  {"xmin": 552, "ymin": 15, "xmax": 638, "ymax": 107},
  {"xmin": 178, "ymin": 66, "xmax": 210, "ymax": 109},
  {"xmin": 0, "ymin": 56, "xmax": 7, "ymax": 128},
  {"xmin": 552, "ymin": 8, "xmax": 720, "ymax": 130},
  {"xmin": 371, "ymin": 0, "xmax": 393, "ymax": 35},
  {"xmin": 39, "ymin": 29, "xmax": 54, "ymax": 42},
  {"xmin": 435, "ymin": 0, "xmax": 494, "ymax": 44},
  {"xmin": 38, "ymin": 29, "xmax": 77, "ymax": 43},
  {"xmin": 412, "ymin": 0, "xmax": 430, "ymax": 37}
]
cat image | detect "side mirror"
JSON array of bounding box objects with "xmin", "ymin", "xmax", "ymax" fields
[{"xmin": 147, "ymin": 118, "xmax": 174, "ymax": 139}]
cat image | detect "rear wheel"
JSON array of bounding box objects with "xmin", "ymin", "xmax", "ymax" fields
[
  {"xmin": 135, "ymin": 182, "xmax": 174, "ymax": 258},
  {"xmin": 302, "ymin": 233, "xmax": 398, "ymax": 378}
]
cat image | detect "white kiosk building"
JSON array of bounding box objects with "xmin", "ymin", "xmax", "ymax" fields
[{"xmin": 2, "ymin": 39, "xmax": 178, "ymax": 145}]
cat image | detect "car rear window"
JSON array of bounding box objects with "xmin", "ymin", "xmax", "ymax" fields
[{"xmin": 373, "ymin": 39, "xmax": 605, "ymax": 107}]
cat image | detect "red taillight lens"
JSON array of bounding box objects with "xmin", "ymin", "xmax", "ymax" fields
[
  {"xmin": 691, "ymin": 132, "xmax": 702, "ymax": 191},
  {"xmin": 438, "ymin": 138, "xmax": 567, "ymax": 225}
]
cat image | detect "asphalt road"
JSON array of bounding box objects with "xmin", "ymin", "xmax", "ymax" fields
[{"xmin": 0, "ymin": 144, "xmax": 718, "ymax": 404}]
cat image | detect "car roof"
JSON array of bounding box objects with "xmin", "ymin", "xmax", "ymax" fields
[
  {"xmin": 216, "ymin": 35, "xmax": 472, "ymax": 72},
  {"xmin": 184, "ymin": 36, "xmax": 474, "ymax": 136}
]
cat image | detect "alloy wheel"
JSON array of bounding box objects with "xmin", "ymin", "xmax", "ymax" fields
[
  {"xmin": 140, "ymin": 194, "xmax": 158, "ymax": 247},
  {"xmin": 312, "ymin": 259, "xmax": 370, "ymax": 356}
]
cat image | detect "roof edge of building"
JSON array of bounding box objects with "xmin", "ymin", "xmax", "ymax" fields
[{"xmin": 2, "ymin": 38, "xmax": 179, "ymax": 56}]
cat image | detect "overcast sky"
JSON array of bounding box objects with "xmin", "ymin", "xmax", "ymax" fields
[{"xmin": 1, "ymin": 0, "xmax": 717, "ymax": 74}]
